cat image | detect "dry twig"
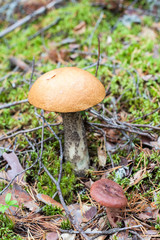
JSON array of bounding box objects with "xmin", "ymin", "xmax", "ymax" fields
[{"xmin": 0, "ymin": 0, "xmax": 64, "ymax": 38}]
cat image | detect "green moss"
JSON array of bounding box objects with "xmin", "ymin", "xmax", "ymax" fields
[
  {"xmin": 60, "ymin": 218, "xmax": 71, "ymax": 230},
  {"xmin": 142, "ymin": 16, "xmax": 154, "ymax": 27},
  {"xmin": 0, "ymin": 214, "xmax": 22, "ymax": 240},
  {"xmin": 43, "ymin": 204, "xmax": 63, "ymax": 216},
  {"xmin": 36, "ymin": 159, "xmax": 76, "ymax": 204}
]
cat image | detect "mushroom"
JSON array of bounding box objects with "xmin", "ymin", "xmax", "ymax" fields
[
  {"xmin": 28, "ymin": 67, "xmax": 105, "ymax": 174},
  {"xmin": 90, "ymin": 178, "xmax": 127, "ymax": 227}
]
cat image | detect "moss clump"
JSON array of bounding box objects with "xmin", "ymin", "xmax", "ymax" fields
[
  {"xmin": 43, "ymin": 204, "xmax": 63, "ymax": 216},
  {"xmin": 37, "ymin": 160, "xmax": 76, "ymax": 204},
  {"xmin": 0, "ymin": 214, "xmax": 22, "ymax": 240},
  {"xmin": 60, "ymin": 218, "xmax": 71, "ymax": 230}
]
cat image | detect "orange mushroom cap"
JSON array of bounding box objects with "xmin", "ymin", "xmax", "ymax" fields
[{"xmin": 28, "ymin": 67, "xmax": 105, "ymax": 113}]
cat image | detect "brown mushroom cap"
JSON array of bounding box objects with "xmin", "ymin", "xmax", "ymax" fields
[
  {"xmin": 28, "ymin": 67, "xmax": 105, "ymax": 113},
  {"xmin": 90, "ymin": 179, "xmax": 127, "ymax": 208}
]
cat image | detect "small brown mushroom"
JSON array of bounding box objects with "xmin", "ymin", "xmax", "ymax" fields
[
  {"xmin": 90, "ymin": 178, "xmax": 127, "ymax": 227},
  {"xmin": 28, "ymin": 67, "xmax": 105, "ymax": 174}
]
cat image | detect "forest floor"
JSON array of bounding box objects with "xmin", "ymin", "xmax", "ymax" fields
[{"xmin": 0, "ymin": 0, "xmax": 160, "ymax": 239}]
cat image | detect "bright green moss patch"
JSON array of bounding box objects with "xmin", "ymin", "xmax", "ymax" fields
[
  {"xmin": 0, "ymin": 214, "xmax": 22, "ymax": 240},
  {"xmin": 43, "ymin": 204, "xmax": 63, "ymax": 216}
]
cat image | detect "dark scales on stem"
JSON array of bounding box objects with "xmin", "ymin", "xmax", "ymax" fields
[{"xmin": 63, "ymin": 112, "xmax": 89, "ymax": 174}]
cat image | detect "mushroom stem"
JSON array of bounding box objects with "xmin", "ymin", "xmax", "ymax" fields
[
  {"xmin": 105, "ymin": 207, "xmax": 120, "ymax": 227},
  {"xmin": 62, "ymin": 112, "xmax": 89, "ymax": 173}
]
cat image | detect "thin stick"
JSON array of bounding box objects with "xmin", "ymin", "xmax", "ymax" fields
[
  {"xmin": 0, "ymin": 123, "xmax": 60, "ymax": 141},
  {"xmin": 88, "ymin": 122, "xmax": 114, "ymax": 168},
  {"xmin": 36, "ymin": 110, "xmax": 45, "ymax": 172},
  {"xmin": 88, "ymin": 11, "xmax": 104, "ymax": 48},
  {"xmin": 29, "ymin": 58, "xmax": 35, "ymax": 89},
  {"xmin": 89, "ymin": 109, "xmax": 155, "ymax": 140},
  {"xmin": 0, "ymin": 0, "xmax": 63, "ymax": 38},
  {"xmin": 0, "ymin": 157, "xmax": 39, "ymax": 195},
  {"xmin": 28, "ymin": 17, "xmax": 61, "ymax": 40},
  {"xmin": 131, "ymin": 106, "xmax": 160, "ymax": 122},
  {"xmin": 129, "ymin": 230, "xmax": 144, "ymax": 240},
  {"xmin": 59, "ymin": 225, "xmax": 142, "ymax": 236},
  {"xmin": 34, "ymin": 109, "xmax": 63, "ymax": 183},
  {"xmin": 0, "ymin": 99, "xmax": 28, "ymax": 110},
  {"xmin": 42, "ymin": 164, "xmax": 90, "ymax": 240},
  {"xmin": 0, "ymin": 66, "xmax": 19, "ymax": 82},
  {"xmin": 95, "ymin": 36, "xmax": 100, "ymax": 77}
]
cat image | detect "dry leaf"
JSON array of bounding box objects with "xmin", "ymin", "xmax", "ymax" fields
[
  {"xmin": 68, "ymin": 203, "xmax": 82, "ymax": 224},
  {"xmin": 19, "ymin": 0, "xmax": 46, "ymax": 14},
  {"xmin": 46, "ymin": 232, "xmax": 59, "ymax": 240},
  {"xmin": 74, "ymin": 21, "xmax": 86, "ymax": 35},
  {"xmin": 3, "ymin": 152, "xmax": 24, "ymax": 183},
  {"xmin": 84, "ymin": 179, "xmax": 94, "ymax": 189},
  {"xmin": 106, "ymin": 36, "xmax": 112, "ymax": 45},
  {"xmin": 152, "ymin": 22, "xmax": 160, "ymax": 32},
  {"xmin": 106, "ymin": 129, "xmax": 120, "ymax": 142},
  {"xmin": 145, "ymin": 230, "xmax": 159, "ymax": 235},
  {"xmin": 141, "ymin": 27, "xmax": 157, "ymax": 41},
  {"xmin": 142, "ymin": 237, "xmax": 151, "ymax": 240},
  {"xmin": 97, "ymin": 216, "xmax": 107, "ymax": 230},
  {"xmin": 13, "ymin": 184, "xmax": 39, "ymax": 211},
  {"xmin": 70, "ymin": 53, "xmax": 79, "ymax": 59},
  {"xmin": 130, "ymin": 169, "xmax": 147, "ymax": 186},
  {"xmin": 97, "ymin": 142, "xmax": 107, "ymax": 167},
  {"xmin": 142, "ymin": 74, "xmax": 153, "ymax": 81},
  {"xmin": 36, "ymin": 193, "xmax": 63, "ymax": 209},
  {"xmin": 61, "ymin": 233, "xmax": 76, "ymax": 240},
  {"xmin": 0, "ymin": 183, "xmax": 39, "ymax": 214},
  {"xmin": 119, "ymin": 111, "xmax": 128, "ymax": 122},
  {"xmin": 69, "ymin": 43, "xmax": 80, "ymax": 50},
  {"xmin": 48, "ymin": 48, "xmax": 69, "ymax": 64},
  {"xmin": 105, "ymin": 141, "xmax": 117, "ymax": 151},
  {"xmin": 140, "ymin": 135, "xmax": 156, "ymax": 147},
  {"xmin": 150, "ymin": 137, "xmax": 160, "ymax": 149},
  {"xmin": 138, "ymin": 206, "xmax": 154, "ymax": 220},
  {"xmin": 68, "ymin": 203, "xmax": 97, "ymax": 224},
  {"xmin": 9, "ymin": 57, "xmax": 30, "ymax": 72},
  {"xmin": 124, "ymin": 217, "xmax": 139, "ymax": 228},
  {"xmin": 83, "ymin": 205, "xmax": 97, "ymax": 222},
  {"xmin": 95, "ymin": 235, "xmax": 106, "ymax": 240}
]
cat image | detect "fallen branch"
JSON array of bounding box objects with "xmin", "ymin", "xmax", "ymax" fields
[
  {"xmin": 0, "ymin": 0, "xmax": 64, "ymax": 38},
  {"xmin": 89, "ymin": 109, "xmax": 156, "ymax": 140},
  {"xmin": 88, "ymin": 11, "xmax": 104, "ymax": 48},
  {"xmin": 0, "ymin": 99, "xmax": 28, "ymax": 110},
  {"xmin": 28, "ymin": 17, "xmax": 61, "ymax": 40},
  {"xmin": 0, "ymin": 123, "xmax": 60, "ymax": 141},
  {"xmin": 0, "ymin": 98, "xmax": 158, "ymax": 141},
  {"xmin": 129, "ymin": 230, "xmax": 144, "ymax": 240},
  {"xmin": 9, "ymin": 57, "xmax": 31, "ymax": 72},
  {"xmin": 131, "ymin": 106, "xmax": 160, "ymax": 122},
  {"xmin": 0, "ymin": 66, "xmax": 19, "ymax": 82},
  {"xmin": 59, "ymin": 224, "xmax": 142, "ymax": 236},
  {"xmin": 95, "ymin": 35, "xmax": 101, "ymax": 77}
]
